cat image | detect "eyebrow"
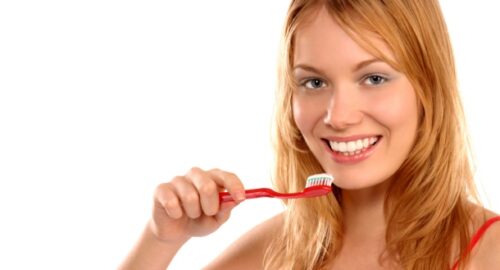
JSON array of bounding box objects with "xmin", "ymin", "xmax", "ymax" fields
[
  {"xmin": 293, "ymin": 58, "xmax": 384, "ymax": 75},
  {"xmin": 352, "ymin": 58, "xmax": 383, "ymax": 72}
]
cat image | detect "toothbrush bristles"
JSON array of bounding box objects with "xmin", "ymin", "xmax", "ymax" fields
[{"xmin": 305, "ymin": 173, "xmax": 334, "ymax": 188}]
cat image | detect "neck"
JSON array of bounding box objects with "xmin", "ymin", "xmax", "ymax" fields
[{"xmin": 341, "ymin": 181, "xmax": 389, "ymax": 241}]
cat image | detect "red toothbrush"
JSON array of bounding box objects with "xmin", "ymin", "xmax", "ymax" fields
[{"xmin": 219, "ymin": 173, "xmax": 334, "ymax": 203}]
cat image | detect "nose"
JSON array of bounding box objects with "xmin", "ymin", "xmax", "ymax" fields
[{"xmin": 323, "ymin": 87, "xmax": 363, "ymax": 129}]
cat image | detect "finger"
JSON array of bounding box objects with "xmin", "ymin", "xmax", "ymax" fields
[
  {"xmin": 155, "ymin": 182, "xmax": 183, "ymax": 219},
  {"xmin": 215, "ymin": 201, "xmax": 237, "ymax": 224},
  {"xmin": 190, "ymin": 169, "xmax": 220, "ymax": 216},
  {"xmin": 171, "ymin": 176, "xmax": 202, "ymax": 219},
  {"xmin": 207, "ymin": 169, "xmax": 246, "ymax": 202}
]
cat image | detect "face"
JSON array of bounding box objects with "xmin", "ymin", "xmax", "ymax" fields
[{"xmin": 292, "ymin": 7, "xmax": 419, "ymax": 190}]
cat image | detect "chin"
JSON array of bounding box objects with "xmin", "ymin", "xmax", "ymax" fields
[
  {"xmin": 333, "ymin": 181, "xmax": 378, "ymax": 190},
  {"xmin": 329, "ymin": 174, "xmax": 390, "ymax": 191}
]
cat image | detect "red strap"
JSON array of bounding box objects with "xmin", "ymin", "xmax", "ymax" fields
[{"xmin": 451, "ymin": 216, "xmax": 500, "ymax": 270}]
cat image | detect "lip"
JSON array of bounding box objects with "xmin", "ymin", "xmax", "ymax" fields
[{"xmin": 322, "ymin": 135, "xmax": 382, "ymax": 165}]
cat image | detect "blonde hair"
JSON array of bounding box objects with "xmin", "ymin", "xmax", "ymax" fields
[{"xmin": 264, "ymin": 0, "xmax": 479, "ymax": 269}]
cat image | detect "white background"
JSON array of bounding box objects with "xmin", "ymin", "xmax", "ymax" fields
[{"xmin": 0, "ymin": 1, "xmax": 498, "ymax": 269}]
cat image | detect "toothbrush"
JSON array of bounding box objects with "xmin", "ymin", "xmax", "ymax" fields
[{"xmin": 219, "ymin": 173, "xmax": 334, "ymax": 203}]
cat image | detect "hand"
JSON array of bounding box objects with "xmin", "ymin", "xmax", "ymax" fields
[{"xmin": 148, "ymin": 167, "xmax": 246, "ymax": 244}]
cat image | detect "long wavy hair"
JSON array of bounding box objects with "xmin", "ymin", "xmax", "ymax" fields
[{"xmin": 264, "ymin": 0, "xmax": 479, "ymax": 269}]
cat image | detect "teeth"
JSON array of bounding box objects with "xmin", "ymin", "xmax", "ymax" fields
[
  {"xmin": 347, "ymin": 141, "xmax": 356, "ymax": 152},
  {"xmin": 356, "ymin": 140, "xmax": 363, "ymax": 149},
  {"xmin": 328, "ymin": 136, "xmax": 379, "ymax": 154},
  {"xmin": 332, "ymin": 141, "xmax": 339, "ymax": 150},
  {"xmin": 338, "ymin": 142, "xmax": 347, "ymax": 152}
]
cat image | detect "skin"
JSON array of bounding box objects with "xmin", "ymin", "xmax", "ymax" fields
[
  {"xmin": 119, "ymin": 6, "xmax": 500, "ymax": 270},
  {"xmin": 292, "ymin": 11, "xmax": 419, "ymax": 191}
]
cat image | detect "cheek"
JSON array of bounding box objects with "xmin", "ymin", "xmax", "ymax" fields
[
  {"xmin": 292, "ymin": 96, "xmax": 317, "ymax": 135},
  {"xmin": 368, "ymin": 85, "xmax": 418, "ymax": 132}
]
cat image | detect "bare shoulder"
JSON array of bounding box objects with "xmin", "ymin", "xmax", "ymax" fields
[
  {"xmin": 468, "ymin": 206, "xmax": 500, "ymax": 270},
  {"xmin": 203, "ymin": 212, "xmax": 284, "ymax": 270}
]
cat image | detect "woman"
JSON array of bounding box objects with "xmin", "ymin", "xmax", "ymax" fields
[{"xmin": 119, "ymin": 0, "xmax": 500, "ymax": 269}]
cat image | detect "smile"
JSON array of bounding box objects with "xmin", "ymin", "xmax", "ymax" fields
[
  {"xmin": 322, "ymin": 135, "xmax": 382, "ymax": 164},
  {"xmin": 327, "ymin": 136, "xmax": 380, "ymax": 155}
]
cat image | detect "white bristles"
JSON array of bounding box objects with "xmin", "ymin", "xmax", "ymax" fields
[{"xmin": 305, "ymin": 173, "xmax": 334, "ymax": 188}]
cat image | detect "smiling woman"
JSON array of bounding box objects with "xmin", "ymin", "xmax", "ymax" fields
[
  {"xmin": 2, "ymin": 0, "xmax": 500, "ymax": 269},
  {"xmin": 116, "ymin": 0, "xmax": 500, "ymax": 270}
]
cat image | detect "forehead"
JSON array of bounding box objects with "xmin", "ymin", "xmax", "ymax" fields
[{"xmin": 293, "ymin": 6, "xmax": 396, "ymax": 66}]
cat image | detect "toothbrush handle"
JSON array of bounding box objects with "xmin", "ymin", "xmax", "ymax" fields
[
  {"xmin": 219, "ymin": 188, "xmax": 280, "ymax": 203},
  {"xmin": 219, "ymin": 186, "xmax": 331, "ymax": 203}
]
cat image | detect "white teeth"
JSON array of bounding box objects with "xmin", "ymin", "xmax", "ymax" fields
[
  {"xmin": 328, "ymin": 136, "xmax": 380, "ymax": 154},
  {"xmin": 356, "ymin": 140, "xmax": 363, "ymax": 150},
  {"xmin": 338, "ymin": 142, "xmax": 347, "ymax": 152},
  {"xmin": 347, "ymin": 141, "xmax": 356, "ymax": 152},
  {"xmin": 332, "ymin": 141, "xmax": 338, "ymax": 150}
]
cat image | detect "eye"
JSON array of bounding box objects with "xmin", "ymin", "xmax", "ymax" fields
[
  {"xmin": 363, "ymin": 74, "xmax": 388, "ymax": 86},
  {"xmin": 302, "ymin": 78, "xmax": 326, "ymax": 90}
]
